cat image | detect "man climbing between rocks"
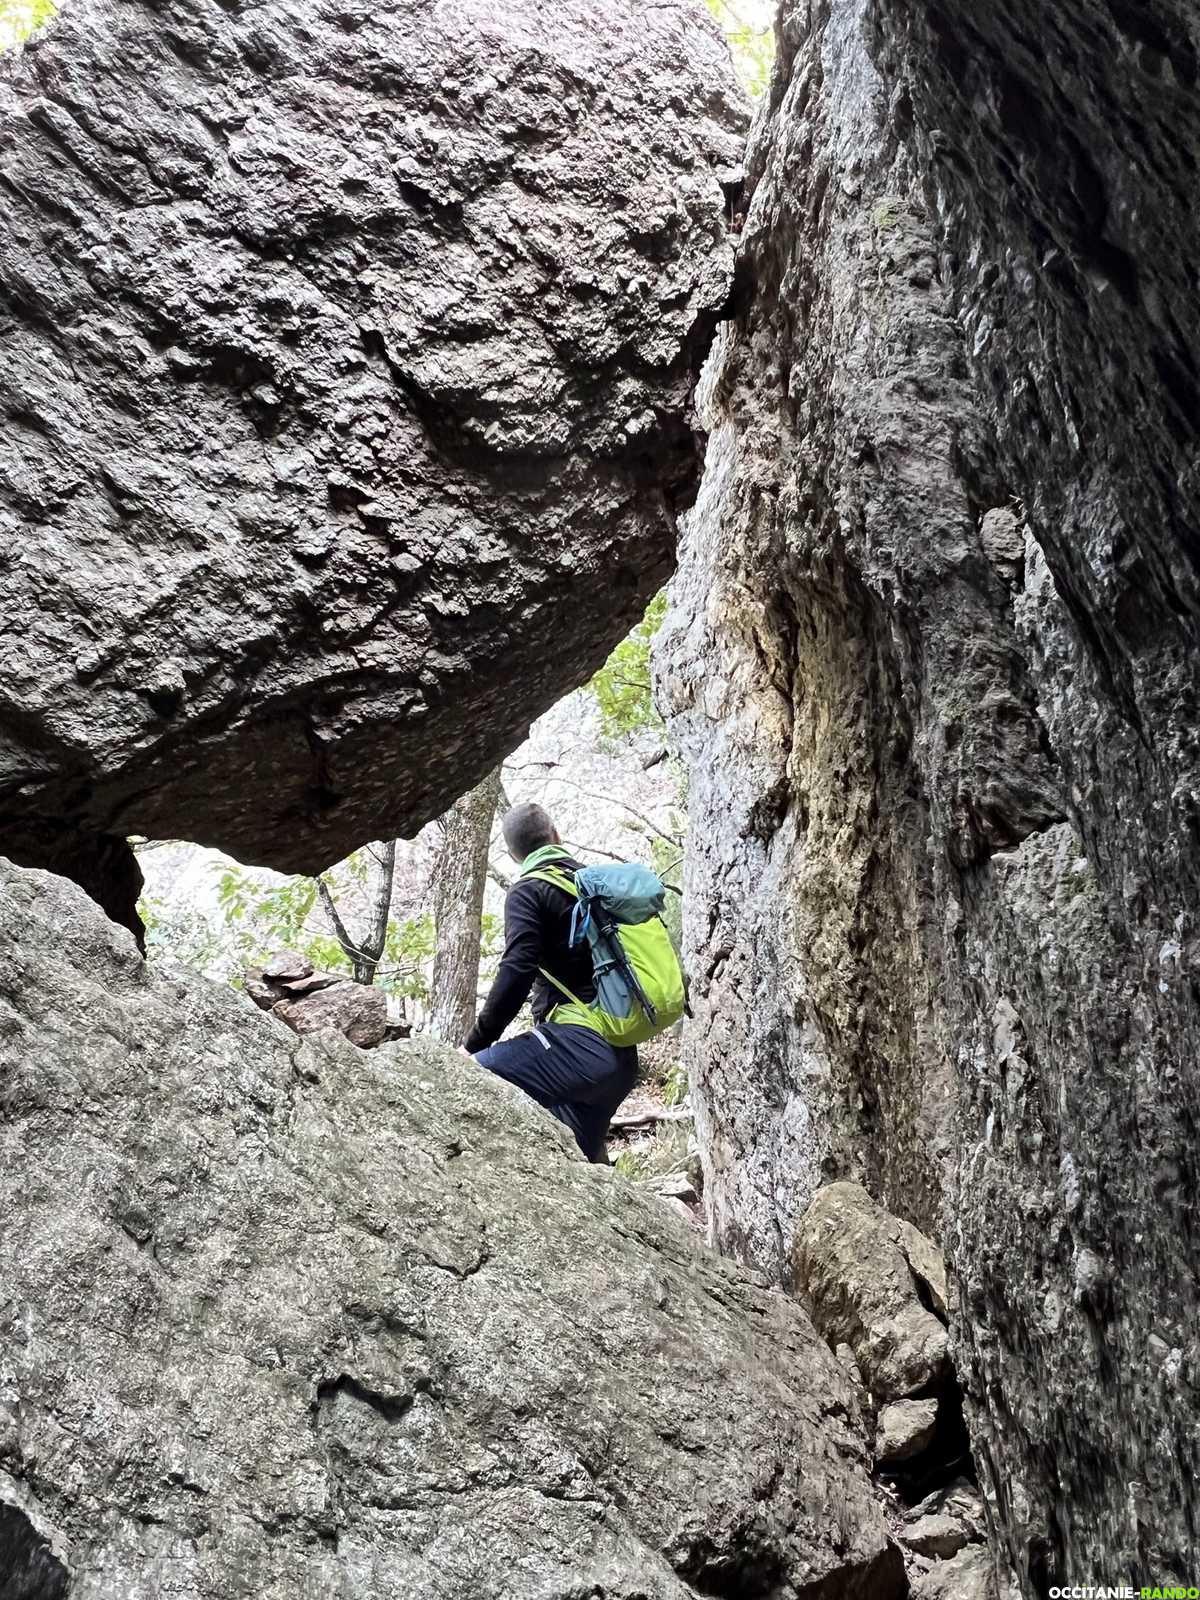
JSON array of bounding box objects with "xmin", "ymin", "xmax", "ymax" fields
[{"xmin": 463, "ymin": 802, "xmax": 685, "ymax": 1163}]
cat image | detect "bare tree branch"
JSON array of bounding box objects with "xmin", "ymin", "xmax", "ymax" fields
[
  {"xmin": 314, "ymin": 875, "xmax": 360, "ymax": 955},
  {"xmin": 537, "ymin": 773, "xmax": 683, "ymax": 848},
  {"xmin": 559, "ymin": 837, "xmax": 629, "ymax": 865}
]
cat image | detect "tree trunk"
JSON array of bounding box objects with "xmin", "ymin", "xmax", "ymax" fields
[
  {"xmin": 355, "ymin": 839, "xmax": 397, "ymax": 984},
  {"xmin": 431, "ymin": 768, "xmax": 503, "ymax": 1042},
  {"xmin": 315, "ymin": 838, "xmax": 396, "ymax": 984}
]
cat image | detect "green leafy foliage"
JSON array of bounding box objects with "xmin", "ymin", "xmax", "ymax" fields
[
  {"xmin": 613, "ymin": 1147, "xmax": 645, "ymax": 1179},
  {"xmin": 203, "ymin": 858, "xmax": 502, "ymax": 1006},
  {"xmin": 703, "ymin": 0, "xmax": 775, "ymax": 99},
  {"xmin": 380, "ymin": 911, "xmax": 436, "ymax": 1002},
  {"xmin": 587, "ymin": 590, "xmax": 667, "ymax": 743},
  {"xmin": 139, "ymin": 893, "xmax": 229, "ymax": 976},
  {"xmin": 140, "ymin": 833, "xmax": 507, "ymax": 1026},
  {"xmin": 0, "ymin": 0, "xmax": 56, "ymax": 48},
  {"xmin": 212, "ymin": 864, "xmax": 351, "ymax": 982},
  {"xmin": 479, "ymin": 910, "xmax": 504, "ymax": 972}
]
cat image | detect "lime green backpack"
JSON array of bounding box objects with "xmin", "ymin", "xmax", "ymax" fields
[{"xmin": 522, "ymin": 859, "xmax": 686, "ymax": 1048}]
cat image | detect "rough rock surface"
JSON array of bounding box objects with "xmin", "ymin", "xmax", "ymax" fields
[
  {"xmin": 244, "ymin": 952, "xmax": 391, "ymax": 1048},
  {"xmin": 910, "ymin": 1543, "xmax": 998, "ymax": 1600},
  {"xmin": 906, "ymin": 1478, "xmax": 988, "ymax": 1549},
  {"xmin": 0, "ymin": 857, "xmax": 903, "ymax": 1598},
  {"xmin": 794, "ymin": 1185, "xmax": 949, "ymax": 1403},
  {"xmin": 0, "ymin": 0, "xmax": 745, "ymax": 923},
  {"xmin": 900, "ymin": 1512, "xmax": 970, "ymax": 1561},
  {"xmin": 658, "ymin": 0, "xmax": 1200, "ymax": 1590},
  {"xmin": 881, "ymin": 1475, "xmax": 991, "ymax": 1595},
  {"xmin": 875, "ymin": 1400, "xmax": 938, "ymax": 1465},
  {"xmin": 657, "ymin": 0, "xmax": 1041, "ymax": 1273}
]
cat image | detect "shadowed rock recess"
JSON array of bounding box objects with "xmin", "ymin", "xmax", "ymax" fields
[
  {"xmin": 0, "ymin": 858, "xmax": 903, "ymax": 1599},
  {"xmin": 0, "ymin": 0, "xmax": 745, "ymax": 929},
  {"xmin": 658, "ymin": 0, "xmax": 1200, "ymax": 1591}
]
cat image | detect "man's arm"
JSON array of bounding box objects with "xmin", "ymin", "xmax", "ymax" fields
[{"xmin": 463, "ymin": 882, "xmax": 542, "ymax": 1053}]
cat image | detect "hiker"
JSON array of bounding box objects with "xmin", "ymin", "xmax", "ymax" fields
[{"xmin": 463, "ymin": 802, "xmax": 683, "ymax": 1163}]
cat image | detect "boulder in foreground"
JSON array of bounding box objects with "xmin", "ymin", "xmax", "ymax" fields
[
  {"xmin": 0, "ymin": 859, "xmax": 901, "ymax": 1598},
  {"xmin": 794, "ymin": 1182, "xmax": 950, "ymax": 1403}
]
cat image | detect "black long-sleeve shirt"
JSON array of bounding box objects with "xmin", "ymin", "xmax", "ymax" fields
[{"xmin": 463, "ymin": 854, "xmax": 596, "ymax": 1052}]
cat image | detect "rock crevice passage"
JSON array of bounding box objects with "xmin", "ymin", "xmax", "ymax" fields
[{"xmin": 4, "ymin": 0, "xmax": 1200, "ymax": 1591}]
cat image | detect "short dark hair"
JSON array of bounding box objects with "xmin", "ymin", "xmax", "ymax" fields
[{"xmin": 502, "ymin": 802, "xmax": 557, "ymax": 862}]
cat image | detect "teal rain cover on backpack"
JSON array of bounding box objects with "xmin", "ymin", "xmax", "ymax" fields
[{"xmin": 573, "ymin": 864, "xmax": 664, "ymax": 924}]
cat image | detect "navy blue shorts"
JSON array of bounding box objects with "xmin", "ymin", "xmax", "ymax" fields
[{"xmin": 474, "ymin": 1022, "xmax": 638, "ymax": 1163}]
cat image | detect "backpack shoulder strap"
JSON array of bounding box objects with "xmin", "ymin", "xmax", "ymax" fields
[
  {"xmin": 521, "ymin": 867, "xmax": 579, "ymax": 898},
  {"xmin": 518, "ymin": 868, "xmax": 594, "ymax": 1017}
]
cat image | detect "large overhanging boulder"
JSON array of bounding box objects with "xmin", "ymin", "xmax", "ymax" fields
[
  {"xmin": 0, "ymin": 856, "xmax": 903, "ymax": 1597},
  {"xmin": 0, "ymin": 0, "xmax": 745, "ymax": 931}
]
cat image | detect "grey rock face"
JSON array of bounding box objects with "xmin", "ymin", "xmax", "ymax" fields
[
  {"xmin": 0, "ymin": 857, "xmax": 903, "ymax": 1598},
  {"xmin": 658, "ymin": 0, "xmax": 1051, "ymax": 1274},
  {"xmin": 794, "ymin": 1184, "xmax": 949, "ymax": 1404},
  {"xmin": 908, "ymin": 1478, "xmax": 988, "ymax": 1549},
  {"xmin": 889, "ymin": 1478, "xmax": 990, "ymax": 1593},
  {"xmin": 659, "ymin": 0, "xmax": 1200, "ymax": 1589},
  {"xmin": 900, "ymin": 1512, "xmax": 970, "ymax": 1561},
  {"xmin": 0, "ymin": 0, "xmax": 745, "ymax": 922},
  {"xmin": 870, "ymin": 2, "xmax": 1200, "ymax": 1590},
  {"xmin": 911, "ymin": 1543, "xmax": 999, "ymax": 1600},
  {"xmin": 875, "ymin": 1400, "xmax": 938, "ymax": 1466}
]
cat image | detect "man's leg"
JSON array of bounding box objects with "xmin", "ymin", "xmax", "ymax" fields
[
  {"xmin": 474, "ymin": 1027, "xmax": 635, "ymax": 1163},
  {"xmin": 473, "ymin": 1027, "xmax": 575, "ymax": 1118},
  {"xmin": 561, "ymin": 1046, "xmax": 639, "ymax": 1164}
]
